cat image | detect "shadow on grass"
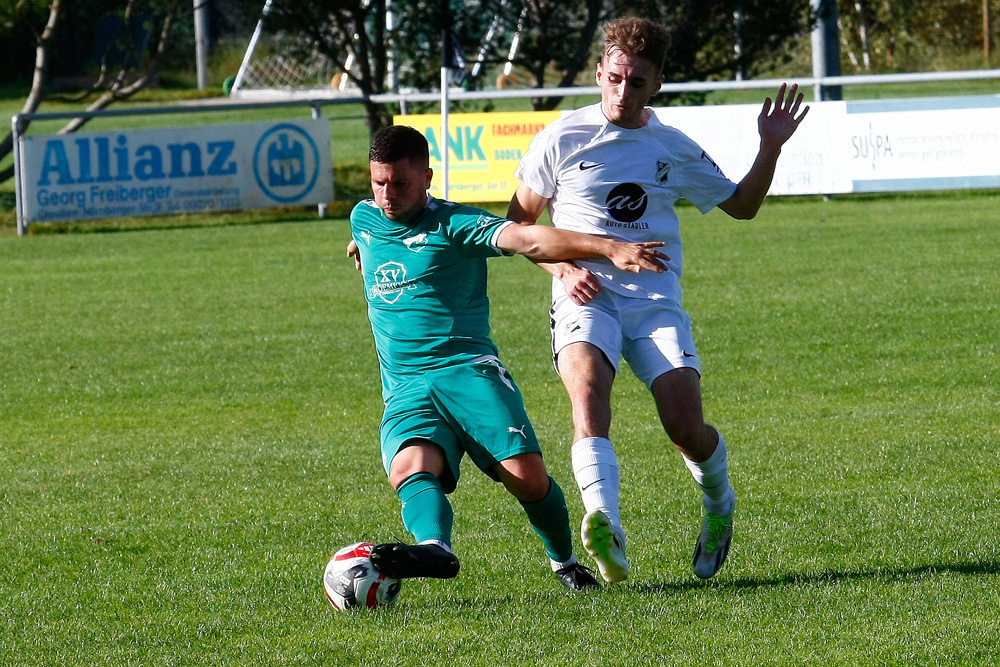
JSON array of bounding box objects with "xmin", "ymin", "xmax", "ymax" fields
[{"xmin": 633, "ymin": 558, "xmax": 1000, "ymax": 594}]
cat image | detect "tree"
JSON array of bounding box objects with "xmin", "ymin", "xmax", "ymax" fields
[
  {"xmin": 383, "ymin": 0, "xmax": 610, "ymax": 112},
  {"xmin": 836, "ymin": 0, "xmax": 997, "ymax": 72},
  {"xmin": 0, "ymin": 0, "xmax": 186, "ymax": 184},
  {"xmin": 481, "ymin": 0, "xmax": 609, "ymax": 111},
  {"xmin": 260, "ymin": 0, "xmax": 392, "ymax": 136},
  {"xmin": 605, "ymin": 0, "xmax": 810, "ymax": 104}
]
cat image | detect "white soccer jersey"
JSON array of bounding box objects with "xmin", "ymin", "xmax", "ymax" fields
[{"xmin": 515, "ymin": 104, "xmax": 737, "ymax": 302}]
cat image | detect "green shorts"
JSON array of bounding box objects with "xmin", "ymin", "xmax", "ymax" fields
[{"xmin": 379, "ymin": 356, "xmax": 541, "ymax": 493}]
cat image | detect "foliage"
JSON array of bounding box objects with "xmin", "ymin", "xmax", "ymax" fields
[
  {"xmin": 262, "ymin": 0, "xmax": 392, "ymax": 135},
  {"xmin": 257, "ymin": 0, "xmax": 814, "ymax": 119},
  {"xmin": 837, "ymin": 0, "xmax": 997, "ymax": 72},
  {"xmin": 611, "ymin": 0, "xmax": 810, "ymax": 106},
  {"xmin": 0, "ymin": 0, "xmax": 194, "ymax": 84}
]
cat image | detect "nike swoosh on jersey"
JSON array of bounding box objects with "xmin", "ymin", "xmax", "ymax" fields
[{"xmin": 579, "ymin": 161, "xmax": 604, "ymax": 170}]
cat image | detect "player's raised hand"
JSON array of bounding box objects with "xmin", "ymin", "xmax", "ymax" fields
[
  {"xmin": 759, "ymin": 83, "xmax": 809, "ymax": 151},
  {"xmin": 608, "ymin": 241, "xmax": 669, "ymax": 274}
]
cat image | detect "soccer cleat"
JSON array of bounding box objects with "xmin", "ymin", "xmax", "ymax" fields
[
  {"xmin": 369, "ymin": 542, "xmax": 460, "ymax": 579},
  {"xmin": 554, "ymin": 563, "xmax": 602, "ymax": 591},
  {"xmin": 581, "ymin": 510, "xmax": 629, "ymax": 583},
  {"xmin": 692, "ymin": 508, "xmax": 733, "ymax": 579}
]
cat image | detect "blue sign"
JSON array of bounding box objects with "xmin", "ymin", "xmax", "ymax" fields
[
  {"xmin": 20, "ymin": 119, "xmax": 333, "ymax": 223},
  {"xmin": 253, "ymin": 123, "xmax": 321, "ymax": 203}
]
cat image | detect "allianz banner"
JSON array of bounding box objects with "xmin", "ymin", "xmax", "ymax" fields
[{"xmin": 19, "ymin": 119, "xmax": 333, "ymax": 223}]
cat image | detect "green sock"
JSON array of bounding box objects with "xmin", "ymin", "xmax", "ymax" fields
[
  {"xmin": 397, "ymin": 472, "xmax": 453, "ymax": 546},
  {"xmin": 519, "ymin": 476, "xmax": 574, "ymax": 564}
]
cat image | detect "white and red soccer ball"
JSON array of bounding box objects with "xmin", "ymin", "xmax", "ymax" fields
[{"xmin": 323, "ymin": 542, "xmax": 401, "ymax": 610}]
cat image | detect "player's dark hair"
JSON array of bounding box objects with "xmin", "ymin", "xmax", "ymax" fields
[
  {"xmin": 603, "ymin": 16, "xmax": 670, "ymax": 75},
  {"xmin": 369, "ymin": 125, "xmax": 430, "ymax": 166}
]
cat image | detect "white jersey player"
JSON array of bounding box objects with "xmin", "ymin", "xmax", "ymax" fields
[{"xmin": 508, "ymin": 16, "xmax": 808, "ymax": 583}]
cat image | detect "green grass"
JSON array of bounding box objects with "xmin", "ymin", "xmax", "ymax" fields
[{"xmin": 1, "ymin": 192, "xmax": 998, "ymax": 665}]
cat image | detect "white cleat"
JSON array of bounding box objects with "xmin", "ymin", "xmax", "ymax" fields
[{"xmin": 581, "ymin": 510, "xmax": 629, "ymax": 583}]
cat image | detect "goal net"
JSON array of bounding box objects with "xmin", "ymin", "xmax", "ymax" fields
[
  {"xmin": 227, "ymin": 0, "xmax": 527, "ymax": 100},
  {"xmin": 227, "ymin": 0, "xmax": 357, "ymax": 100}
]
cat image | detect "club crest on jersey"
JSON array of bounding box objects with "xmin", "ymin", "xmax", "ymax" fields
[
  {"xmin": 656, "ymin": 160, "xmax": 671, "ymax": 184},
  {"xmin": 368, "ymin": 260, "xmax": 415, "ymax": 304},
  {"xmin": 403, "ymin": 231, "xmax": 429, "ymax": 252}
]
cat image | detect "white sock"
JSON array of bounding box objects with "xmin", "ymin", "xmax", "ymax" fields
[
  {"xmin": 550, "ymin": 556, "xmax": 579, "ymax": 572},
  {"xmin": 419, "ymin": 539, "xmax": 453, "ymax": 553},
  {"xmin": 683, "ymin": 433, "xmax": 736, "ymax": 515},
  {"xmin": 571, "ymin": 437, "xmax": 622, "ymax": 533}
]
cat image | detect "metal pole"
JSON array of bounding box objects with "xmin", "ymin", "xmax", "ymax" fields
[
  {"xmin": 232, "ymin": 0, "xmax": 273, "ymax": 94},
  {"xmin": 441, "ymin": 66, "xmax": 449, "ymax": 200},
  {"xmin": 985, "ymin": 0, "xmax": 993, "ymax": 62},
  {"xmin": 810, "ymin": 0, "xmax": 842, "ymax": 100},
  {"xmin": 12, "ymin": 115, "xmax": 26, "ymax": 236},
  {"xmin": 440, "ymin": 1, "xmax": 451, "ymax": 200},
  {"xmin": 312, "ymin": 103, "xmax": 328, "ymax": 219},
  {"xmin": 194, "ymin": 0, "xmax": 210, "ymax": 91}
]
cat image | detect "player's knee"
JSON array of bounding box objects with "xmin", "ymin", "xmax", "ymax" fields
[
  {"xmin": 496, "ymin": 454, "xmax": 551, "ymax": 502},
  {"xmin": 507, "ymin": 474, "xmax": 550, "ymax": 503},
  {"xmin": 388, "ymin": 441, "xmax": 445, "ymax": 489},
  {"xmin": 664, "ymin": 418, "xmax": 705, "ymax": 450}
]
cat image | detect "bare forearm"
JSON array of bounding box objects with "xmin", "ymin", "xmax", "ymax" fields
[
  {"xmin": 721, "ymin": 144, "xmax": 781, "ymax": 220},
  {"xmin": 513, "ymin": 225, "xmax": 618, "ymax": 261}
]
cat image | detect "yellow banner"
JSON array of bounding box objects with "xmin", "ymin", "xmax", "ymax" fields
[{"xmin": 393, "ymin": 111, "xmax": 561, "ymax": 202}]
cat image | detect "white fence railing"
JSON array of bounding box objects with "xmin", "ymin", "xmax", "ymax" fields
[{"xmin": 12, "ymin": 69, "xmax": 1000, "ymax": 234}]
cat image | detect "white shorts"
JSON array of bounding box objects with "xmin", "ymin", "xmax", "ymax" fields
[{"xmin": 550, "ymin": 284, "xmax": 700, "ymax": 388}]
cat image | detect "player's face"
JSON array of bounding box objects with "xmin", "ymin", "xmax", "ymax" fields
[
  {"xmin": 370, "ymin": 158, "xmax": 433, "ymax": 221},
  {"xmin": 597, "ymin": 48, "xmax": 664, "ymax": 129}
]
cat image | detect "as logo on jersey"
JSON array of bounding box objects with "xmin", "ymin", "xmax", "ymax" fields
[
  {"xmin": 605, "ymin": 183, "xmax": 648, "ymax": 223},
  {"xmin": 368, "ymin": 260, "xmax": 415, "ymax": 304}
]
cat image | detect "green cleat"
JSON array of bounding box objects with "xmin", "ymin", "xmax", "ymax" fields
[
  {"xmin": 692, "ymin": 507, "xmax": 733, "ymax": 579},
  {"xmin": 581, "ymin": 510, "xmax": 629, "ymax": 584}
]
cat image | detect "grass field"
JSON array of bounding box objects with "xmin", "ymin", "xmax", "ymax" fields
[{"xmin": 2, "ymin": 191, "xmax": 998, "ymax": 665}]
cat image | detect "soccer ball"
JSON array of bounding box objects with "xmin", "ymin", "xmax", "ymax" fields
[{"xmin": 323, "ymin": 542, "xmax": 401, "ymax": 610}]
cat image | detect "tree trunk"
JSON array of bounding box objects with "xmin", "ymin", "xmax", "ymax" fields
[{"xmin": 0, "ymin": 0, "xmax": 62, "ymax": 177}]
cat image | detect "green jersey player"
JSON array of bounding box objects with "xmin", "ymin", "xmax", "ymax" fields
[{"xmin": 346, "ymin": 125, "xmax": 667, "ymax": 591}]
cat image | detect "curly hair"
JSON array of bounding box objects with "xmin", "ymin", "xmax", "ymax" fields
[{"xmin": 602, "ymin": 16, "xmax": 670, "ymax": 75}]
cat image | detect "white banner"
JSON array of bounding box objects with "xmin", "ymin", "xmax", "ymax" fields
[
  {"xmin": 653, "ymin": 94, "xmax": 1000, "ymax": 196},
  {"xmin": 841, "ymin": 97, "xmax": 1000, "ymax": 192},
  {"xmin": 19, "ymin": 119, "xmax": 332, "ymax": 223},
  {"xmin": 653, "ymin": 101, "xmax": 850, "ymax": 196}
]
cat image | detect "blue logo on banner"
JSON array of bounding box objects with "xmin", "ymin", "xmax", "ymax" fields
[{"xmin": 253, "ymin": 124, "xmax": 321, "ymax": 202}]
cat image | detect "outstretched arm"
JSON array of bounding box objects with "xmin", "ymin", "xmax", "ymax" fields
[
  {"xmin": 507, "ymin": 183, "xmax": 604, "ymax": 304},
  {"xmin": 718, "ymin": 83, "xmax": 809, "ymax": 220},
  {"xmin": 496, "ymin": 219, "xmax": 668, "ymax": 274}
]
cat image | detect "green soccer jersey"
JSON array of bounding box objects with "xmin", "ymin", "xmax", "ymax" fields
[{"xmin": 350, "ymin": 196, "xmax": 514, "ymax": 399}]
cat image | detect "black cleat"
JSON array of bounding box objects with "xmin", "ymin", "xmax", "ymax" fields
[
  {"xmin": 555, "ymin": 562, "xmax": 602, "ymax": 591},
  {"xmin": 369, "ymin": 542, "xmax": 461, "ymax": 579}
]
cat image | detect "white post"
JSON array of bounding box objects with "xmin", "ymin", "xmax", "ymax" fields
[
  {"xmin": 232, "ymin": 0, "xmax": 273, "ymax": 94},
  {"xmin": 440, "ymin": 66, "xmax": 449, "ymax": 200},
  {"xmin": 194, "ymin": 0, "xmax": 210, "ymax": 91}
]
